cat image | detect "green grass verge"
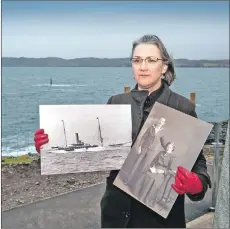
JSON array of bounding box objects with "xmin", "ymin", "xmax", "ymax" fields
[{"xmin": 2, "ymin": 156, "xmax": 33, "ymax": 164}]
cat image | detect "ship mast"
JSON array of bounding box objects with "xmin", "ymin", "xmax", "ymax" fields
[
  {"xmin": 61, "ymin": 120, "xmax": 68, "ymax": 147},
  {"xmin": 97, "ymin": 117, "xmax": 103, "ymax": 146}
]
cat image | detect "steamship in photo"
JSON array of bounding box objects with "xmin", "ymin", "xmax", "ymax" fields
[{"xmin": 49, "ymin": 117, "xmax": 131, "ymax": 153}]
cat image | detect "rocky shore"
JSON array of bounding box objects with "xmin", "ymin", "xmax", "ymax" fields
[{"xmin": 206, "ymin": 120, "xmax": 228, "ymax": 144}]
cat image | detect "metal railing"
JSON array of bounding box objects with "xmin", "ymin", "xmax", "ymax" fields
[
  {"xmin": 209, "ymin": 122, "xmax": 223, "ymax": 211},
  {"xmin": 124, "ymin": 86, "xmax": 197, "ymax": 105}
]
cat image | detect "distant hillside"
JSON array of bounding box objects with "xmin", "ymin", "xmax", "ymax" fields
[{"xmin": 2, "ymin": 57, "xmax": 229, "ymax": 67}]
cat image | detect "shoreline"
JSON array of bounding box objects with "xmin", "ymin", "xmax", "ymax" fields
[
  {"xmin": 3, "ymin": 57, "xmax": 229, "ymax": 68},
  {"xmin": 2, "ymin": 66, "xmax": 229, "ymax": 68},
  {"xmin": 1, "ymin": 144, "xmax": 223, "ymax": 212}
]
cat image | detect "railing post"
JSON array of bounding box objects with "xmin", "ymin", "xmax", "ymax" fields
[
  {"xmin": 213, "ymin": 120, "xmax": 229, "ymax": 228},
  {"xmin": 190, "ymin": 92, "xmax": 196, "ymax": 105},
  {"xmin": 209, "ymin": 122, "xmax": 223, "ymax": 211},
  {"xmin": 124, "ymin": 86, "xmax": 130, "ymax": 93}
]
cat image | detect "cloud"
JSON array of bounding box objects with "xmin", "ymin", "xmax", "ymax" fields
[{"xmin": 2, "ymin": 2, "xmax": 229, "ymax": 59}]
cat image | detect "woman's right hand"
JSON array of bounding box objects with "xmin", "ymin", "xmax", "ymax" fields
[{"xmin": 34, "ymin": 129, "xmax": 49, "ymax": 153}]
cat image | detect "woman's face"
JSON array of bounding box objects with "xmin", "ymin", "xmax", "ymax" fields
[
  {"xmin": 158, "ymin": 118, "xmax": 166, "ymax": 127},
  {"xmin": 166, "ymin": 144, "xmax": 174, "ymax": 153},
  {"xmin": 132, "ymin": 44, "xmax": 168, "ymax": 91}
]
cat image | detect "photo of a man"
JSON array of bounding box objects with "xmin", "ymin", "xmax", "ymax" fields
[{"xmin": 120, "ymin": 117, "xmax": 166, "ymax": 186}]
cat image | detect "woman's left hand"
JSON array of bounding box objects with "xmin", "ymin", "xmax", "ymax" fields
[{"xmin": 171, "ymin": 166, "xmax": 203, "ymax": 195}]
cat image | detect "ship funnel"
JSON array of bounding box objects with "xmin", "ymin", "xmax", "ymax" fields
[{"xmin": 75, "ymin": 133, "xmax": 80, "ymax": 144}]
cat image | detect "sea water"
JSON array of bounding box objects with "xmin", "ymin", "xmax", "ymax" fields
[{"xmin": 2, "ymin": 67, "xmax": 229, "ymax": 156}]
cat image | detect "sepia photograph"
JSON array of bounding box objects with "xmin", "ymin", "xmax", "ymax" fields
[
  {"xmin": 39, "ymin": 104, "xmax": 132, "ymax": 175},
  {"xmin": 114, "ymin": 102, "xmax": 213, "ymax": 219}
]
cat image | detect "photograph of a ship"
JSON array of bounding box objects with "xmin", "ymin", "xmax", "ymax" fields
[
  {"xmin": 50, "ymin": 117, "xmax": 128, "ymax": 152},
  {"xmin": 39, "ymin": 104, "xmax": 132, "ymax": 175}
]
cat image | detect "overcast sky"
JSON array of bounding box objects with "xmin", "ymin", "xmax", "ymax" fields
[{"xmin": 2, "ymin": 1, "xmax": 229, "ymax": 59}]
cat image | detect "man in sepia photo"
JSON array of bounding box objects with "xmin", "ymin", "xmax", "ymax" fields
[
  {"xmin": 121, "ymin": 117, "xmax": 166, "ymax": 187},
  {"xmin": 138, "ymin": 117, "xmax": 166, "ymax": 154}
]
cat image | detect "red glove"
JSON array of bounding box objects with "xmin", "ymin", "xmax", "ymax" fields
[
  {"xmin": 171, "ymin": 166, "xmax": 203, "ymax": 195},
  {"xmin": 34, "ymin": 129, "xmax": 49, "ymax": 153}
]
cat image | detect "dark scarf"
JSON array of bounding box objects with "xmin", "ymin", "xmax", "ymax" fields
[{"xmin": 135, "ymin": 80, "xmax": 165, "ymax": 127}]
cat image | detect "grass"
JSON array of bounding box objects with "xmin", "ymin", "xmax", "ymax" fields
[
  {"xmin": 2, "ymin": 155, "xmax": 33, "ymax": 164},
  {"xmin": 203, "ymin": 145, "xmax": 225, "ymax": 154}
]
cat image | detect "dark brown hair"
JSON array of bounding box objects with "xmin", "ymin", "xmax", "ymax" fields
[{"xmin": 131, "ymin": 34, "xmax": 176, "ymax": 85}]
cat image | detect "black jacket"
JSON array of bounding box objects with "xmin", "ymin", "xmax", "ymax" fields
[{"xmin": 100, "ymin": 80, "xmax": 211, "ymax": 228}]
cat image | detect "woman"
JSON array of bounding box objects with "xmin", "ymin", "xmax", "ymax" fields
[
  {"xmin": 140, "ymin": 140, "xmax": 176, "ymax": 208},
  {"xmin": 34, "ymin": 34, "xmax": 211, "ymax": 228}
]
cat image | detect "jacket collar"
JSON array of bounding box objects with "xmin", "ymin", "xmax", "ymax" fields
[{"xmin": 130, "ymin": 79, "xmax": 171, "ymax": 106}]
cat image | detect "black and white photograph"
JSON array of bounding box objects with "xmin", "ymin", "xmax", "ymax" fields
[
  {"xmin": 39, "ymin": 104, "xmax": 132, "ymax": 175},
  {"xmin": 113, "ymin": 102, "xmax": 213, "ymax": 219}
]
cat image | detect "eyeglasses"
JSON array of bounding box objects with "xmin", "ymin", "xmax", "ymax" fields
[{"xmin": 130, "ymin": 57, "xmax": 163, "ymax": 66}]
